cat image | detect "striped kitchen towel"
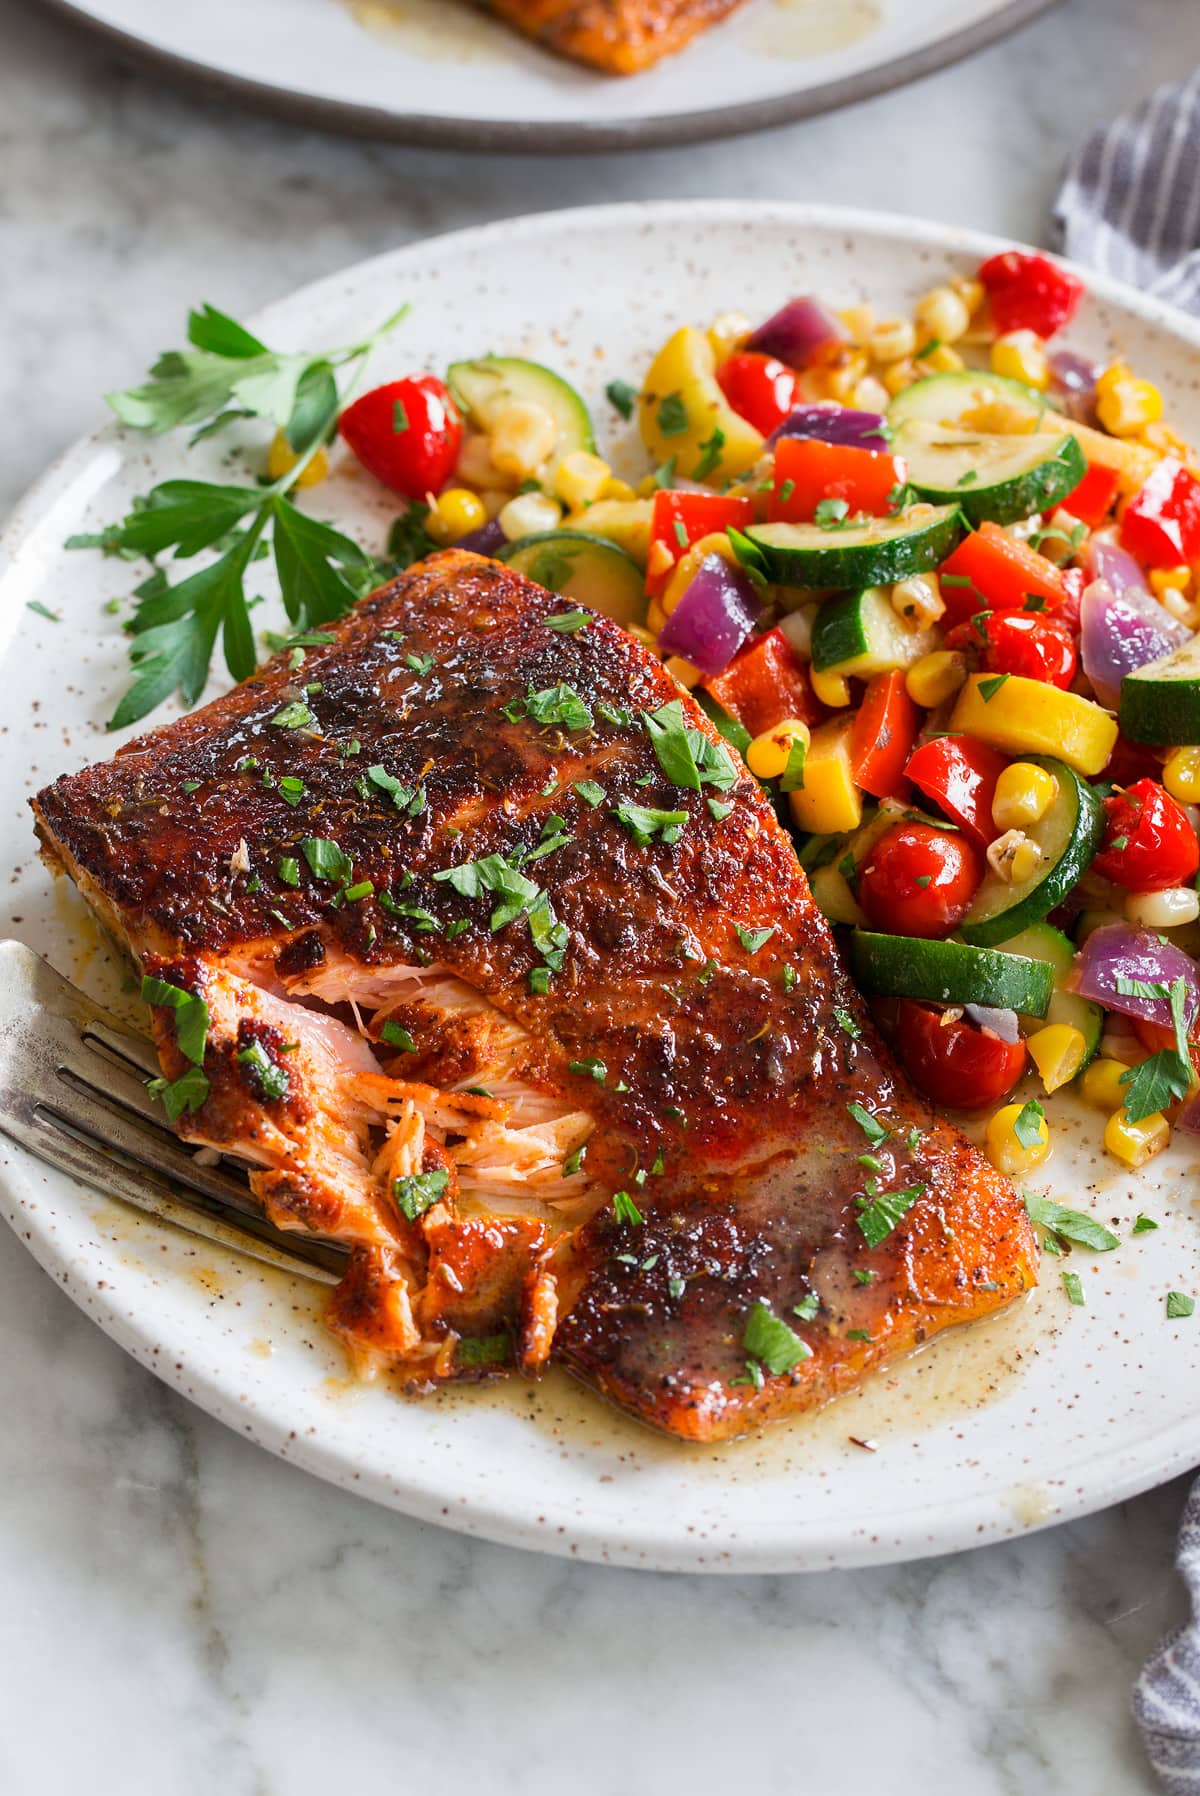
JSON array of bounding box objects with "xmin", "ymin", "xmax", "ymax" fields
[
  {"xmin": 1056, "ymin": 67, "xmax": 1200, "ymax": 315},
  {"xmin": 1057, "ymin": 74, "xmax": 1200, "ymax": 1793}
]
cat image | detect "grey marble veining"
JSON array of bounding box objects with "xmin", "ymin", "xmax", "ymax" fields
[{"xmin": 3, "ymin": 0, "xmax": 1200, "ymax": 1788}]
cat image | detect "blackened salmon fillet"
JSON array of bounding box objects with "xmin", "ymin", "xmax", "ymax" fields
[
  {"xmin": 485, "ymin": 0, "xmax": 745, "ymax": 73},
  {"xmin": 33, "ymin": 549, "xmax": 1037, "ymax": 1440}
]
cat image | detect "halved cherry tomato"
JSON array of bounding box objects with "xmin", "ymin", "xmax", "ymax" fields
[
  {"xmin": 977, "ymin": 250, "xmax": 1084, "ymax": 339},
  {"xmin": 1121, "ymin": 459, "xmax": 1200, "ymax": 569},
  {"xmin": 980, "ymin": 611, "xmax": 1077, "ymax": 688},
  {"xmin": 1061, "ymin": 461, "xmax": 1119, "ymax": 528},
  {"xmin": 1093, "ymin": 777, "xmax": 1200, "ymax": 892},
  {"xmin": 715, "ymin": 352, "xmax": 798, "ymax": 436},
  {"xmin": 769, "ymin": 436, "xmax": 905, "ymax": 524},
  {"xmin": 851, "ymin": 671, "xmax": 918, "ymax": 801},
  {"xmin": 858, "ymin": 821, "xmax": 983, "ymax": 939},
  {"xmin": 1102, "ymin": 733, "xmax": 1166, "ymax": 790},
  {"xmin": 704, "ymin": 626, "xmax": 823, "ymax": 735},
  {"xmin": 646, "ymin": 490, "xmax": 754, "ymax": 599},
  {"xmin": 905, "ymin": 735, "xmax": 1007, "ymax": 851},
  {"xmin": 897, "ymin": 1000, "xmax": 1028, "ymax": 1110},
  {"xmin": 339, "ymin": 376, "xmax": 462, "ymax": 501},
  {"xmin": 938, "ymin": 522, "xmax": 1069, "ymax": 625}
]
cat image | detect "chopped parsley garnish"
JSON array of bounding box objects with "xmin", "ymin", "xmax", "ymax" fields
[
  {"xmin": 1132, "ymin": 1214, "xmax": 1159, "ymax": 1235},
  {"xmin": 846, "ymin": 1102, "xmax": 888, "ymax": 1147},
  {"xmin": 612, "ymin": 1190, "xmax": 644, "ymax": 1226},
  {"xmin": 544, "ymin": 609, "xmax": 590, "ymax": 634},
  {"xmin": 380, "ymin": 1019, "xmax": 418, "ymax": 1052},
  {"xmin": 612, "ymin": 802, "xmax": 687, "ymax": 847},
  {"xmin": 278, "ymin": 775, "xmax": 305, "ymax": 807},
  {"xmin": 597, "ymin": 701, "xmax": 633, "ymax": 728},
  {"xmin": 673, "ymin": 519, "xmax": 689, "ymax": 549},
  {"xmin": 743, "ymin": 1299, "xmax": 811, "ymax": 1376},
  {"xmin": 913, "ymin": 874, "xmax": 932, "ymax": 889},
  {"xmin": 656, "ymin": 391, "xmax": 689, "ymax": 436},
  {"xmin": 833, "ymin": 1006, "xmax": 861, "ymax": 1041},
  {"xmin": 814, "ymin": 497, "xmax": 850, "ymax": 528},
  {"xmin": 668, "ymin": 1276, "xmax": 686, "ymax": 1300},
  {"xmin": 1062, "ymin": 1270, "xmax": 1085, "ymax": 1307},
  {"xmin": 857, "ymin": 1182, "xmax": 925, "ymax": 1249},
  {"xmin": 433, "ymin": 851, "xmax": 544, "ymax": 931},
  {"xmin": 777, "ymin": 478, "xmax": 796, "ymax": 505},
  {"xmin": 846, "ymin": 1329, "xmax": 873, "ymax": 1343},
  {"xmin": 301, "ymin": 836, "xmax": 353, "ymax": 886},
  {"xmin": 643, "ymin": 697, "xmax": 738, "ymax": 794},
  {"xmin": 278, "ymin": 856, "xmax": 300, "ymax": 887},
  {"xmin": 978, "ymin": 674, "xmax": 1010, "ymax": 704},
  {"xmin": 852, "ymin": 1268, "xmax": 875, "ymax": 1286},
  {"xmin": 403, "ymin": 651, "xmax": 435, "ymax": 676},
  {"xmin": 573, "ymin": 779, "xmax": 606, "ymax": 808},
  {"xmin": 1024, "ymin": 1192, "xmax": 1118, "ymax": 1253},
  {"xmin": 1120, "ymin": 976, "xmax": 1196, "ymax": 1121},
  {"xmin": 1167, "ymin": 1291, "xmax": 1195, "ymax": 1319},
  {"xmin": 392, "ymin": 1168, "xmax": 450, "ymax": 1221},
  {"xmin": 27, "ymin": 600, "xmax": 60, "ymax": 622},
  {"xmin": 792, "ymin": 1292, "xmax": 820, "ymax": 1322},
  {"xmin": 562, "ymin": 1143, "xmax": 587, "ymax": 1176},
  {"xmin": 146, "ymin": 1063, "xmax": 211, "ymax": 1121},
  {"xmin": 523, "ymin": 683, "xmax": 593, "ymax": 732},
  {"xmin": 569, "ymin": 1057, "xmax": 607, "ymax": 1082},
  {"xmin": 780, "ymin": 735, "xmax": 807, "ymax": 793},
  {"xmin": 270, "ymin": 701, "xmax": 315, "ymax": 730},
  {"xmin": 392, "ymin": 398, "xmax": 409, "ymax": 433},
  {"xmin": 456, "ymin": 1333, "xmax": 511, "ymax": 1367},
  {"xmin": 725, "ymin": 526, "xmax": 770, "ymax": 591},
  {"xmin": 140, "ymin": 975, "xmax": 209, "ymax": 1065},
  {"xmin": 605, "ymin": 379, "xmax": 638, "ymax": 420},
  {"xmin": 693, "ymin": 427, "xmax": 726, "ymax": 482},
  {"xmin": 235, "ymin": 1038, "xmax": 289, "ymax": 1100},
  {"xmin": 781, "ymin": 964, "xmax": 798, "ymax": 993},
  {"xmin": 528, "ymin": 967, "xmax": 552, "ymax": 994},
  {"xmin": 1012, "ymin": 1099, "xmax": 1045, "ymax": 1150},
  {"xmin": 707, "ymin": 798, "xmax": 735, "ymax": 821},
  {"xmin": 735, "ymin": 924, "xmax": 775, "ymax": 954},
  {"xmin": 378, "ymin": 892, "xmax": 437, "ymax": 931}
]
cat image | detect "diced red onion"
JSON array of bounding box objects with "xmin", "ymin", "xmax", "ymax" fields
[
  {"xmin": 1072, "ymin": 922, "xmax": 1200, "ymax": 1030},
  {"xmin": 1081, "ymin": 537, "xmax": 1150, "ymax": 598},
  {"xmin": 963, "ymin": 1005, "xmax": 1020, "ymax": 1042},
  {"xmin": 746, "ymin": 297, "xmax": 846, "ymax": 370},
  {"xmin": 657, "ymin": 554, "xmax": 762, "ymax": 677},
  {"xmin": 1079, "ymin": 577, "xmax": 1191, "ymax": 708},
  {"xmin": 766, "ymin": 403, "xmax": 889, "ymax": 452},
  {"xmin": 456, "ymin": 517, "xmax": 506, "ymax": 557},
  {"xmin": 1049, "ymin": 349, "xmax": 1100, "ymax": 424}
]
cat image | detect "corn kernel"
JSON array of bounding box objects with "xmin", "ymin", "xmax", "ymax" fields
[
  {"xmin": 497, "ymin": 491, "xmax": 563, "ymax": 542},
  {"xmin": 882, "ymin": 358, "xmax": 918, "ymax": 398},
  {"xmin": 992, "ymin": 761, "xmax": 1059, "ymax": 831},
  {"xmin": 1104, "ymin": 1105, "xmax": 1170, "ymax": 1168},
  {"xmin": 425, "ymin": 487, "xmax": 487, "ymax": 545},
  {"xmin": 838, "ymin": 304, "xmax": 875, "ymax": 345},
  {"xmin": 810, "ymin": 667, "xmax": 852, "ymax": 707},
  {"xmin": 1081, "ymin": 1057, "xmax": 1132, "ymax": 1112},
  {"xmin": 986, "ymin": 828, "xmax": 1043, "ymax": 885},
  {"xmin": 1095, "ymin": 364, "xmax": 1163, "ymax": 437},
  {"xmin": 600, "ymin": 476, "xmax": 637, "ymax": 503},
  {"xmin": 891, "ymin": 574, "xmax": 945, "ymax": 631},
  {"xmin": 490, "ymin": 401, "xmax": 559, "ymax": 479},
  {"xmin": 1125, "ymin": 885, "xmax": 1200, "ymax": 929},
  {"xmin": 853, "ymin": 375, "xmax": 891, "ymax": 414},
  {"xmin": 553, "ymin": 450, "xmax": 611, "ymax": 513},
  {"xmin": 745, "ymin": 718, "xmax": 811, "ymax": 782},
  {"xmin": 707, "ymin": 310, "xmax": 753, "ymax": 362},
  {"xmin": 951, "ymin": 276, "xmax": 986, "ymax": 319},
  {"xmin": 905, "ymin": 650, "xmax": 967, "ymax": 708},
  {"xmin": 914, "ymin": 285, "xmax": 972, "ymax": 347},
  {"xmin": 914, "ymin": 344, "xmax": 965, "ymax": 375},
  {"xmin": 1150, "ymin": 565, "xmax": 1192, "ymax": 599},
  {"xmin": 1028, "ymin": 1023, "xmax": 1088, "ymax": 1094},
  {"xmin": 867, "ymin": 317, "xmax": 916, "ymax": 364},
  {"xmin": 266, "ymin": 430, "xmax": 328, "ymax": 487},
  {"xmin": 991, "ymin": 330, "xmax": 1050, "ymax": 390},
  {"xmin": 664, "ymin": 654, "xmax": 702, "ymax": 690},
  {"xmin": 825, "ymin": 350, "xmax": 869, "ymax": 403},
  {"xmin": 1164, "ymin": 747, "xmax": 1200, "ymax": 804},
  {"xmin": 985, "ymin": 1102, "xmax": 1051, "ymax": 1175}
]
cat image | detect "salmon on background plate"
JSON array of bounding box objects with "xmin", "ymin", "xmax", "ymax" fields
[{"xmin": 485, "ymin": 0, "xmax": 746, "ymax": 73}]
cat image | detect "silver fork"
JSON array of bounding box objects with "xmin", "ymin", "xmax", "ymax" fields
[{"xmin": 0, "ymin": 939, "xmax": 345, "ymax": 1285}]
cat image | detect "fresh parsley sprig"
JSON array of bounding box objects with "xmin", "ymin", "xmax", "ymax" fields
[{"xmin": 86, "ymin": 301, "xmax": 411, "ymax": 729}]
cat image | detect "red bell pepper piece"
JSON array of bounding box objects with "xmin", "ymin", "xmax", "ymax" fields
[
  {"xmin": 904, "ymin": 734, "xmax": 1008, "ymax": 851},
  {"xmin": 1120, "ymin": 459, "xmax": 1200, "ymax": 569},
  {"xmin": 646, "ymin": 490, "xmax": 754, "ymax": 600},
  {"xmin": 938, "ymin": 521, "xmax": 1069, "ymax": 625},
  {"xmin": 977, "ymin": 250, "xmax": 1085, "ymax": 339},
  {"xmin": 769, "ymin": 436, "xmax": 905, "ymax": 524},
  {"xmin": 1060, "ymin": 460, "xmax": 1119, "ymax": 528},
  {"xmin": 703, "ymin": 627, "xmax": 823, "ymax": 737},
  {"xmin": 850, "ymin": 671, "xmax": 918, "ymax": 801}
]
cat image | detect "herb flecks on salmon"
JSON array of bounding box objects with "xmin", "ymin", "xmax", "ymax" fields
[{"xmin": 32, "ymin": 550, "xmax": 1037, "ymax": 1437}]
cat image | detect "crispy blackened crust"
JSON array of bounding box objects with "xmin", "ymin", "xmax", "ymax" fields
[
  {"xmin": 33, "ymin": 549, "xmax": 1037, "ymax": 1439},
  {"xmin": 486, "ymin": 0, "xmax": 745, "ymax": 73}
]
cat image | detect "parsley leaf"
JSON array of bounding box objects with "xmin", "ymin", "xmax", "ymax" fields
[
  {"xmin": 693, "ymin": 427, "xmax": 726, "ymax": 482},
  {"xmin": 606, "ymin": 379, "xmax": 638, "ymax": 420},
  {"xmin": 1062, "ymin": 1270, "xmax": 1086, "ymax": 1307},
  {"xmin": 1024, "ymin": 1192, "xmax": 1119, "ymax": 1253},
  {"xmin": 743, "ymin": 1299, "xmax": 811, "ymax": 1376},
  {"xmin": 857, "ymin": 1183, "xmax": 925, "ymax": 1248},
  {"xmin": 642, "ymin": 698, "xmax": 738, "ymax": 794},
  {"xmin": 612, "ymin": 1190, "xmax": 644, "ymax": 1226},
  {"xmin": 735, "ymin": 924, "xmax": 775, "ymax": 954},
  {"xmin": 814, "ymin": 497, "xmax": 850, "ymax": 528},
  {"xmin": 544, "ymin": 609, "xmax": 590, "ymax": 634},
  {"xmin": 656, "ymin": 392, "xmax": 689, "ymax": 436},
  {"xmin": 846, "ymin": 1101, "xmax": 888, "ymax": 1147},
  {"xmin": 146, "ymin": 1064, "xmax": 211, "ymax": 1120},
  {"xmin": 380, "ymin": 1019, "xmax": 418, "ymax": 1052},
  {"xmin": 1013, "ymin": 1099, "xmax": 1046, "ymax": 1150},
  {"xmin": 392, "ymin": 1168, "xmax": 450, "ymax": 1221},
  {"xmin": 524, "ymin": 683, "xmax": 593, "ymax": 732},
  {"xmin": 612, "ymin": 802, "xmax": 688, "ymax": 847},
  {"xmin": 301, "ymin": 837, "xmax": 353, "ymax": 886},
  {"xmin": 978, "ymin": 673, "xmax": 1011, "ymax": 703},
  {"xmin": 1167, "ymin": 1291, "xmax": 1195, "ymax": 1319},
  {"xmin": 573, "ymin": 779, "xmax": 606, "ymax": 808},
  {"xmin": 140, "ymin": 975, "xmax": 209, "ymax": 1065},
  {"xmin": 235, "ymin": 1038, "xmax": 289, "ymax": 1101}
]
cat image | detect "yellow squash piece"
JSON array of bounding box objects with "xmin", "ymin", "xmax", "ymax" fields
[
  {"xmin": 950, "ymin": 675, "xmax": 1118, "ymax": 777},
  {"xmin": 787, "ymin": 716, "xmax": 862, "ymax": 835},
  {"xmin": 561, "ymin": 497, "xmax": 653, "ymax": 567},
  {"xmin": 638, "ymin": 327, "xmax": 764, "ymax": 484}
]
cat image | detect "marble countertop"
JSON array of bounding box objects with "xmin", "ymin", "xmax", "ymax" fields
[{"xmin": 4, "ymin": 0, "xmax": 1200, "ymax": 1787}]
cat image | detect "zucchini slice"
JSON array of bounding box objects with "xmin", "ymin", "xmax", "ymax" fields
[
  {"xmin": 447, "ymin": 356, "xmax": 595, "ymax": 482},
  {"xmin": 1004, "ymin": 921, "xmax": 1103, "ymax": 1068},
  {"xmin": 811, "ymin": 585, "xmax": 939, "ymax": 677},
  {"xmin": 895, "ymin": 421, "xmax": 1086, "ymax": 527},
  {"xmin": 960, "ymin": 757, "xmax": 1105, "ymax": 947},
  {"xmin": 888, "ymin": 369, "xmax": 1048, "ymax": 433},
  {"xmin": 849, "ymin": 930, "xmax": 1054, "ymax": 1015},
  {"xmin": 499, "ymin": 531, "xmax": 646, "ymax": 628},
  {"xmin": 747, "ymin": 505, "xmax": 961, "ymax": 590},
  {"xmin": 1120, "ymin": 633, "xmax": 1200, "ymax": 744}
]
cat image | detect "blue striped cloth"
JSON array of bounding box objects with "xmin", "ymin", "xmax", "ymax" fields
[{"xmin": 1056, "ymin": 72, "xmax": 1200, "ymax": 1792}]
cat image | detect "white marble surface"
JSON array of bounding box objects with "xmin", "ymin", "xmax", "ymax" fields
[{"xmin": 3, "ymin": 0, "xmax": 1200, "ymax": 1788}]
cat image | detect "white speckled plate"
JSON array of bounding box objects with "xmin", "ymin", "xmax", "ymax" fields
[
  {"xmin": 3, "ymin": 203, "xmax": 1200, "ymax": 1573},
  {"xmin": 38, "ymin": 0, "xmax": 1058, "ymax": 151}
]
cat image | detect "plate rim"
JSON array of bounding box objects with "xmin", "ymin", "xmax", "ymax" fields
[
  {"xmin": 5, "ymin": 198, "xmax": 1200, "ymax": 1573},
  {"xmin": 31, "ymin": 0, "xmax": 1060, "ymax": 153}
]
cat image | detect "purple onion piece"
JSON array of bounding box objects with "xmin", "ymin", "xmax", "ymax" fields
[
  {"xmin": 656, "ymin": 554, "xmax": 763, "ymax": 677},
  {"xmin": 765, "ymin": 403, "xmax": 889, "ymax": 452},
  {"xmin": 963, "ymin": 1005, "xmax": 1021, "ymax": 1043},
  {"xmin": 1049, "ymin": 349, "xmax": 1100, "ymax": 425},
  {"xmin": 1072, "ymin": 923, "xmax": 1200, "ymax": 1031},
  {"xmin": 1079, "ymin": 578, "xmax": 1190, "ymax": 708},
  {"xmin": 746, "ymin": 297, "xmax": 846, "ymax": 370},
  {"xmin": 1081, "ymin": 537, "xmax": 1150, "ymax": 598},
  {"xmin": 455, "ymin": 517, "xmax": 506, "ymax": 557}
]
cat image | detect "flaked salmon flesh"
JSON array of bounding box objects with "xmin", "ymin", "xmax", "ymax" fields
[
  {"xmin": 483, "ymin": 0, "xmax": 745, "ymax": 73},
  {"xmin": 32, "ymin": 550, "xmax": 1038, "ymax": 1440}
]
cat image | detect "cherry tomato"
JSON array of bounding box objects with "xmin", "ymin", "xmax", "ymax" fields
[
  {"xmin": 715, "ymin": 352, "xmax": 798, "ymax": 436},
  {"xmin": 905, "ymin": 735, "xmax": 1008, "ymax": 852},
  {"xmin": 1121, "ymin": 459, "xmax": 1200, "ymax": 569},
  {"xmin": 977, "ymin": 250, "xmax": 1085, "ymax": 339},
  {"xmin": 1093, "ymin": 778, "xmax": 1200, "ymax": 891},
  {"xmin": 897, "ymin": 1000, "xmax": 1028, "ymax": 1110},
  {"xmin": 980, "ymin": 611, "xmax": 1078, "ymax": 689},
  {"xmin": 339, "ymin": 376, "xmax": 462, "ymax": 501},
  {"xmin": 858, "ymin": 822, "xmax": 983, "ymax": 939}
]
